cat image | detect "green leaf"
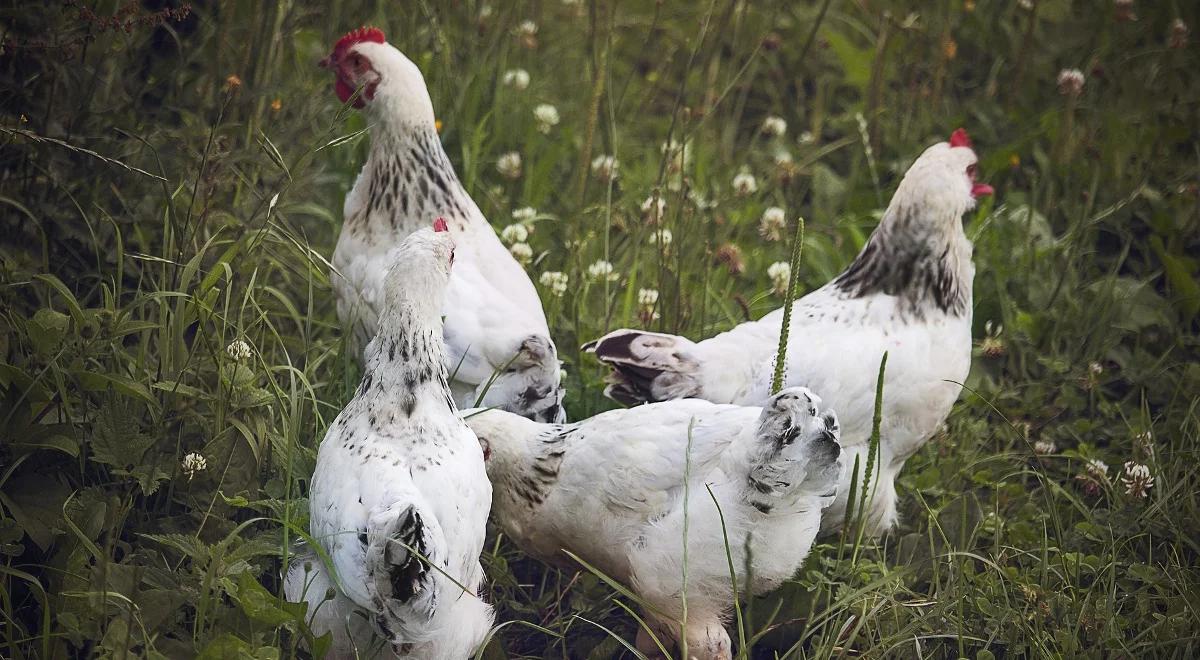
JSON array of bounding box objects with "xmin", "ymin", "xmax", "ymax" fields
[
  {"xmin": 29, "ymin": 308, "xmax": 69, "ymax": 357},
  {"xmin": 197, "ymin": 634, "xmax": 280, "ymax": 660},
  {"xmin": 234, "ymin": 572, "xmax": 295, "ymax": 627},
  {"xmin": 90, "ymin": 396, "xmax": 155, "ymax": 469},
  {"xmin": 73, "ymin": 370, "xmax": 157, "ymax": 407}
]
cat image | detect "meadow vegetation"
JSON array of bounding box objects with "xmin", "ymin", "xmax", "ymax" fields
[{"xmin": 0, "ymin": 1, "xmax": 1197, "ymax": 657}]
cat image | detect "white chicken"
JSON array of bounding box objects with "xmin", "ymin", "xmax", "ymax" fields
[
  {"xmin": 285, "ymin": 224, "xmax": 494, "ymax": 659},
  {"xmin": 585, "ymin": 129, "xmax": 993, "ymax": 536},
  {"xmin": 464, "ymin": 387, "xmax": 842, "ymax": 660},
  {"xmin": 320, "ymin": 26, "xmax": 564, "ymax": 423}
]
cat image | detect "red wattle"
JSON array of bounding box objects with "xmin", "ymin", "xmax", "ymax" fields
[{"xmin": 971, "ymin": 183, "xmax": 994, "ymax": 198}]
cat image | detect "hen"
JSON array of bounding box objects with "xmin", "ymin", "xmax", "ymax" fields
[
  {"xmin": 585, "ymin": 129, "xmax": 993, "ymax": 536},
  {"xmin": 465, "ymin": 387, "xmax": 842, "ymax": 660},
  {"xmin": 321, "ymin": 26, "xmax": 564, "ymax": 423},
  {"xmin": 285, "ymin": 223, "xmax": 493, "ymax": 659}
]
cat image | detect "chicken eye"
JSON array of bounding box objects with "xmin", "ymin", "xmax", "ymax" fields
[{"xmin": 966, "ymin": 163, "xmax": 978, "ymax": 179}]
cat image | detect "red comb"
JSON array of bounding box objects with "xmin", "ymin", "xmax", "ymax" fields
[
  {"xmin": 332, "ymin": 26, "xmax": 385, "ymax": 58},
  {"xmin": 433, "ymin": 218, "xmax": 449, "ymax": 232},
  {"xmin": 949, "ymin": 128, "xmax": 972, "ymax": 148}
]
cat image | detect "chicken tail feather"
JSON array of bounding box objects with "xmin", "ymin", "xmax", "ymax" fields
[{"xmin": 583, "ymin": 329, "xmax": 704, "ymax": 404}]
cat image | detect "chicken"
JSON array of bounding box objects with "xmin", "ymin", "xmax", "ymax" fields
[
  {"xmin": 585, "ymin": 129, "xmax": 993, "ymax": 537},
  {"xmin": 285, "ymin": 223, "xmax": 494, "ymax": 659},
  {"xmin": 464, "ymin": 387, "xmax": 842, "ymax": 660},
  {"xmin": 321, "ymin": 26, "xmax": 564, "ymax": 423}
]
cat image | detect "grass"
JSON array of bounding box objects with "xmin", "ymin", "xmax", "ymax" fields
[{"xmin": 1, "ymin": 0, "xmax": 1198, "ymax": 657}]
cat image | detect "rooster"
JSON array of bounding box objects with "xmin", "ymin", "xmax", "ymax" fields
[
  {"xmin": 285, "ymin": 223, "xmax": 494, "ymax": 659},
  {"xmin": 321, "ymin": 26, "xmax": 564, "ymax": 423},
  {"xmin": 465, "ymin": 388, "xmax": 842, "ymax": 660},
  {"xmin": 585, "ymin": 130, "xmax": 993, "ymax": 536}
]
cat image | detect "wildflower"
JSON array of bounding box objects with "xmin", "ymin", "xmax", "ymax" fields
[
  {"xmin": 714, "ymin": 243, "xmax": 745, "ymax": 275},
  {"xmin": 479, "ymin": 4, "xmax": 494, "ymax": 19},
  {"xmin": 980, "ymin": 321, "xmax": 1005, "ymax": 358},
  {"xmin": 502, "ymin": 69, "xmax": 531, "ymax": 90},
  {"xmin": 1076, "ymin": 458, "xmax": 1109, "ymax": 496},
  {"xmin": 759, "ymin": 207, "xmax": 788, "ymax": 241},
  {"xmin": 1113, "ymin": 0, "xmax": 1136, "ymax": 22},
  {"xmin": 1057, "ymin": 68, "xmax": 1085, "ymax": 97},
  {"xmin": 1033, "ymin": 440, "xmax": 1056, "ymax": 456},
  {"xmin": 591, "ymin": 155, "xmax": 619, "ymax": 181},
  {"xmin": 181, "ymin": 452, "xmax": 207, "ymax": 480},
  {"xmin": 798, "ymin": 131, "xmax": 815, "ymax": 144},
  {"xmin": 688, "ymin": 189, "xmax": 716, "ymax": 210},
  {"xmin": 964, "ymin": 0, "xmax": 975, "ymax": 11},
  {"xmin": 1018, "ymin": 0, "xmax": 1033, "ymax": 9},
  {"xmin": 509, "ymin": 242, "xmax": 533, "ymax": 265},
  {"xmin": 761, "ymin": 115, "xmax": 787, "ymax": 137},
  {"xmin": 1121, "ymin": 461, "xmax": 1154, "ymax": 498},
  {"xmin": 1169, "ymin": 18, "xmax": 1189, "ymax": 49},
  {"xmin": 226, "ymin": 339, "xmax": 252, "ymax": 361},
  {"xmin": 641, "ymin": 195, "xmax": 666, "ymax": 223},
  {"xmin": 767, "ymin": 261, "xmax": 791, "ymax": 296},
  {"xmin": 1089, "ymin": 361, "xmax": 1103, "ymax": 375},
  {"xmin": 774, "ymin": 150, "xmax": 794, "ymax": 166},
  {"xmin": 648, "ymin": 228, "xmax": 672, "ymax": 250},
  {"xmin": 637, "ymin": 288, "xmax": 660, "ymax": 323},
  {"xmin": 224, "ymin": 74, "xmax": 242, "ymax": 93},
  {"xmin": 1009, "ymin": 153, "xmax": 1021, "ymax": 169},
  {"xmin": 435, "ymin": 119, "xmax": 443, "ymax": 133},
  {"xmin": 512, "ymin": 206, "xmax": 537, "ymax": 223},
  {"xmin": 1134, "ymin": 430, "xmax": 1154, "ymax": 456},
  {"xmin": 516, "ymin": 19, "xmax": 538, "ymax": 37},
  {"xmin": 539, "ymin": 271, "xmax": 569, "ymax": 297},
  {"xmin": 534, "ymin": 104, "xmax": 560, "ymax": 133},
  {"xmin": 587, "ymin": 260, "xmax": 619, "ymax": 282},
  {"xmin": 516, "ymin": 20, "xmax": 538, "ymax": 48},
  {"xmin": 732, "ymin": 170, "xmax": 758, "ymax": 196},
  {"xmin": 270, "ymin": 98, "xmax": 282, "ymax": 113},
  {"xmin": 497, "ymin": 151, "xmax": 522, "ymax": 179},
  {"xmin": 500, "ymin": 223, "xmax": 528, "ymax": 244},
  {"xmin": 661, "ymin": 139, "xmax": 690, "ymax": 174}
]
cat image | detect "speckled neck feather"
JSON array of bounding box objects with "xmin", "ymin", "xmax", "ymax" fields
[
  {"xmin": 349, "ymin": 127, "xmax": 475, "ymax": 238},
  {"xmin": 833, "ymin": 200, "xmax": 972, "ymax": 318},
  {"xmin": 357, "ymin": 302, "xmax": 456, "ymax": 420}
]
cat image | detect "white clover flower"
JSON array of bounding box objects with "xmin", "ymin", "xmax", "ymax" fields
[
  {"xmin": 1085, "ymin": 458, "xmax": 1109, "ymax": 480},
  {"xmin": 1018, "ymin": 0, "xmax": 1033, "ymax": 10},
  {"xmin": 688, "ymin": 189, "xmax": 716, "ymax": 210},
  {"xmin": 641, "ymin": 195, "xmax": 666, "ymax": 223},
  {"xmin": 648, "ymin": 228, "xmax": 672, "ymax": 248},
  {"xmin": 479, "ymin": 4, "xmax": 494, "ymax": 18},
  {"xmin": 512, "ymin": 206, "xmax": 537, "ymax": 222},
  {"xmin": 516, "ymin": 20, "xmax": 538, "ymax": 37},
  {"xmin": 534, "ymin": 104, "xmax": 560, "ymax": 133},
  {"xmin": 732, "ymin": 169, "xmax": 758, "ymax": 196},
  {"xmin": 539, "ymin": 271, "xmax": 569, "ymax": 297},
  {"xmin": 591, "ymin": 154, "xmax": 619, "ymax": 181},
  {"xmin": 1033, "ymin": 440, "xmax": 1057, "ymax": 456},
  {"xmin": 587, "ymin": 259, "xmax": 619, "ymax": 281},
  {"xmin": 759, "ymin": 207, "xmax": 788, "ymax": 241},
  {"xmin": 637, "ymin": 288, "xmax": 659, "ymax": 308},
  {"xmin": 181, "ymin": 452, "xmax": 207, "ymax": 480},
  {"xmin": 502, "ymin": 69, "xmax": 531, "ymax": 90},
  {"xmin": 1122, "ymin": 461, "xmax": 1154, "ymax": 498},
  {"xmin": 500, "ymin": 223, "xmax": 529, "ymax": 244},
  {"xmin": 226, "ymin": 339, "xmax": 252, "ymax": 361},
  {"xmin": 767, "ymin": 261, "xmax": 791, "ymax": 296},
  {"xmin": 637, "ymin": 288, "xmax": 660, "ymax": 322},
  {"xmin": 798, "ymin": 131, "xmax": 815, "ymax": 144},
  {"xmin": 1057, "ymin": 68, "xmax": 1085, "ymax": 97},
  {"xmin": 509, "ymin": 242, "xmax": 533, "ymax": 265},
  {"xmin": 497, "ymin": 151, "xmax": 523, "ymax": 179},
  {"xmin": 774, "ymin": 150, "xmax": 794, "ymax": 166},
  {"xmin": 1169, "ymin": 18, "xmax": 1189, "ymax": 49},
  {"xmin": 661, "ymin": 139, "xmax": 691, "ymax": 174},
  {"xmin": 761, "ymin": 115, "xmax": 787, "ymax": 137}
]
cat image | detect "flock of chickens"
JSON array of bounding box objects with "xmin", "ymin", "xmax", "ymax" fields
[{"xmin": 282, "ymin": 27, "xmax": 994, "ymax": 660}]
